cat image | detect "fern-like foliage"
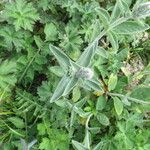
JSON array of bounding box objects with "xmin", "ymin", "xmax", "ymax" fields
[
  {"xmin": 4, "ymin": 0, "xmax": 39, "ymax": 31},
  {"xmin": 0, "ymin": 60, "xmax": 17, "ymax": 92},
  {"xmin": 15, "ymin": 89, "xmax": 48, "ymax": 117},
  {"xmin": 0, "ymin": 25, "xmax": 24, "ymax": 51}
]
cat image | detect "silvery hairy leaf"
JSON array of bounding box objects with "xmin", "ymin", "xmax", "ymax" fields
[
  {"xmin": 49, "ymin": 44, "xmax": 71, "ymax": 71},
  {"xmin": 77, "ymin": 40, "xmax": 98, "ymax": 67},
  {"xmin": 50, "ymin": 75, "xmax": 70, "ymax": 103},
  {"xmin": 132, "ymin": 2, "xmax": 150, "ymax": 19}
]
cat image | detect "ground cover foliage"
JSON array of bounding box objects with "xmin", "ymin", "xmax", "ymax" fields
[{"xmin": 0, "ymin": 0, "xmax": 150, "ymax": 149}]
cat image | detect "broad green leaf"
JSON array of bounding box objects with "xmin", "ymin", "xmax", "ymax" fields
[
  {"xmin": 8, "ymin": 117, "xmax": 24, "ymax": 129},
  {"xmin": 97, "ymin": 113, "xmax": 110, "ymax": 126},
  {"xmin": 63, "ymin": 77, "xmax": 78, "ymax": 96},
  {"xmin": 96, "ymin": 96, "xmax": 106, "ymax": 111},
  {"xmin": 113, "ymin": 21, "xmax": 150, "ymax": 34},
  {"xmin": 44, "ymin": 23, "xmax": 58, "ymax": 41},
  {"xmin": 108, "ymin": 73, "xmax": 118, "ymax": 91},
  {"xmin": 77, "ymin": 41, "xmax": 98, "ymax": 67},
  {"xmin": 50, "ymin": 75, "xmax": 70, "ymax": 103},
  {"xmin": 49, "ymin": 44, "xmax": 71, "ymax": 70},
  {"xmin": 113, "ymin": 97, "xmax": 123, "ymax": 115},
  {"xmin": 72, "ymin": 140, "xmax": 88, "ymax": 150},
  {"xmin": 72, "ymin": 86, "xmax": 81, "ymax": 102}
]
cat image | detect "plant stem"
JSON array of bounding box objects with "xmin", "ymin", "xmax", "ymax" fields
[{"xmin": 108, "ymin": 92, "xmax": 150, "ymax": 105}]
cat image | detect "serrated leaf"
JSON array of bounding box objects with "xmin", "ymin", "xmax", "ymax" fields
[
  {"xmin": 96, "ymin": 96, "xmax": 106, "ymax": 111},
  {"xmin": 4, "ymin": 0, "xmax": 39, "ymax": 31},
  {"xmin": 8, "ymin": 117, "xmax": 24, "ymax": 129},
  {"xmin": 113, "ymin": 21, "xmax": 150, "ymax": 34},
  {"xmin": 113, "ymin": 97, "xmax": 123, "ymax": 115},
  {"xmin": 44, "ymin": 23, "xmax": 58, "ymax": 41},
  {"xmin": 97, "ymin": 113, "xmax": 110, "ymax": 126},
  {"xmin": 0, "ymin": 60, "xmax": 17, "ymax": 92},
  {"xmin": 49, "ymin": 44, "xmax": 71, "ymax": 71},
  {"xmin": 108, "ymin": 73, "xmax": 118, "ymax": 91}
]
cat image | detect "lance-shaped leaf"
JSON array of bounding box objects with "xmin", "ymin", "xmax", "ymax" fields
[
  {"xmin": 77, "ymin": 40, "xmax": 98, "ymax": 67},
  {"xmin": 63, "ymin": 76, "xmax": 78, "ymax": 96},
  {"xmin": 84, "ymin": 78, "xmax": 103, "ymax": 92},
  {"xmin": 72, "ymin": 140, "xmax": 88, "ymax": 150},
  {"xmin": 112, "ymin": 21, "xmax": 150, "ymax": 34},
  {"xmin": 132, "ymin": 2, "xmax": 150, "ymax": 19},
  {"xmin": 49, "ymin": 44, "xmax": 71, "ymax": 71},
  {"xmin": 50, "ymin": 75, "xmax": 70, "ymax": 103}
]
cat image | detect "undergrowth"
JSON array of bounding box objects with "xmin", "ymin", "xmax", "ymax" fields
[{"xmin": 0, "ymin": 0, "xmax": 150, "ymax": 150}]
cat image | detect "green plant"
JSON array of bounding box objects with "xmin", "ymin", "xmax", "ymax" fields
[{"xmin": 0, "ymin": 0, "xmax": 150, "ymax": 150}]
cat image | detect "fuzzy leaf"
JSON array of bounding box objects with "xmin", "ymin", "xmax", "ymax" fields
[
  {"xmin": 113, "ymin": 97, "xmax": 123, "ymax": 115},
  {"xmin": 96, "ymin": 96, "xmax": 106, "ymax": 111},
  {"xmin": 77, "ymin": 41, "xmax": 98, "ymax": 67},
  {"xmin": 113, "ymin": 21, "xmax": 150, "ymax": 34},
  {"xmin": 108, "ymin": 73, "xmax": 118, "ymax": 91},
  {"xmin": 97, "ymin": 113, "xmax": 110, "ymax": 126},
  {"xmin": 50, "ymin": 75, "xmax": 70, "ymax": 103},
  {"xmin": 49, "ymin": 44, "xmax": 71, "ymax": 71},
  {"xmin": 72, "ymin": 140, "xmax": 88, "ymax": 150}
]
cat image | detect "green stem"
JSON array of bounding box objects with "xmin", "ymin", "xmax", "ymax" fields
[
  {"xmin": 108, "ymin": 92, "xmax": 150, "ymax": 105},
  {"xmin": 18, "ymin": 49, "xmax": 40, "ymax": 83}
]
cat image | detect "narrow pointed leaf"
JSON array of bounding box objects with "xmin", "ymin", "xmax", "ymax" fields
[
  {"xmin": 84, "ymin": 130, "xmax": 90, "ymax": 149},
  {"xmin": 63, "ymin": 77, "xmax": 78, "ymax": 96},
  {"xmin": 77, "ymin": 41, "xmax": 98, "ymax": 67},
  {"xmin": 49, "ymin": 44, "xmax": 71, "ymax": 70},
  {"xmin": 50, "ymin": 75, "xmax": 70, "ymax": 103},
  {"xmin": 84, "ymin": 78, "xmax": 103, "ymax": 92},
  {"xmin": 72, "ymin": 140, "xmax": 88, "ymax": 150},
  {"xmin": 113, "ymin": 21, "xmax": 150, "ymax": 34}
]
